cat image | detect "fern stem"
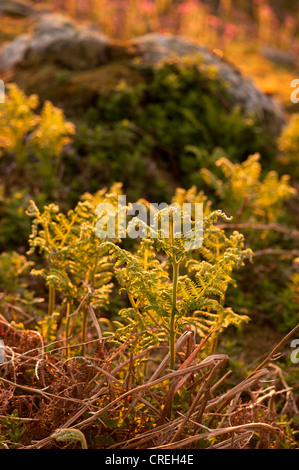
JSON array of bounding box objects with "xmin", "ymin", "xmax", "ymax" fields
[
  {"xmin": 81, "ymin": 309, "xmax": 88, "ymax": 356},
  {"xmin": 169, "ymin": 211, "xmax": 180, "ymax": 371},
  {"xmin": 170, "ymin": 260, "xmax": 179, "ymax": 370},
  {"xmin": 48, "ymin": 285, "xmax": 55, "ymax": 317},
  {"xmin": 64, "ymin": 301, "xmax": 71, "ymax": 359}
]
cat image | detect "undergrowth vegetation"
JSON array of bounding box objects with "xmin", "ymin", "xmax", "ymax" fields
[
  {"xmin": 76, "ymin": 58, "xmax": 277, "ymax": 200},
  {"xmin": 1, "ymin": 67, "xmax": 299, "ymax": 449}
]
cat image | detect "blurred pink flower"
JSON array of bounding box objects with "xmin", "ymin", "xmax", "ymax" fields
[
  {"xmin": 284, "ymin": 15, "xmax": 297, "ymax": 30},
  {"xmin": 140, "ymin": 0, "xmax": 155, "ymax": 14},
  {"xmin": 178, "ymin": 1, "xmax": 197, "ymax": 15},
  {"xmin": 224, "ymin": 23, "xmax": 239, "ymax": 39},
  {"xmin": 208, "ymin": 15, "xmax": 222, "ymax": 29},
  {"xmin": 259, "ymin": 4, "xmax": 275, "ymax": 20}
]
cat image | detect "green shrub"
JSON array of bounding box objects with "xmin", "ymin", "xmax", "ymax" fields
[
  {"xmin": 0, "ymin": 186, "xmax": 32, "ymax": 251},
  {"xmin": 75, "ymin": 58, "xmax": 276, "ymax": 200},
  {"xmin": 0, "ymin": 84, "xmax": 75, "ymax": 185},
  {"xmin": 278, "ymin": 113, "xmax": 299, "ymax": 176},
  {"xmin": 201, "ymin": 153, "xmax": 296, "ymax": 224}
]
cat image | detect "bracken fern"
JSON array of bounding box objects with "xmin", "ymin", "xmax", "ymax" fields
[
  {"xmin": 26, "ymin": 184, "xmax": 123, "ymax": 354},
  {"xmin": 100, "ymin": 203, "xmax": 252, "ymax": 366}
]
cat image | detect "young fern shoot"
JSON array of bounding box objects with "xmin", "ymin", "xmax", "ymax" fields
[{"xmin": 101, "ymin": 203, "xmax": 252, "ymax": 367}]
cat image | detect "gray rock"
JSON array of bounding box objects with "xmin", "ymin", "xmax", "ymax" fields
[
  {"xmin": 261, "ymin": 46, "xmax": 297, "ymax": 67},
  {"xmin": 0, "ymin": 34, "xmax": 30, "ymax": 69},
  {"xmin": 0, "ymin": 16, "xmax": 285, "ymax": 135},
  {"xmin": 131, "ymin": 34, "xmax": 208, "ymax": 62},
  {"xmin": 0, "ymin": 14, "xmax": 109, "ymax": 70},
  {"xmin": 24, "ymin": 14, "xmax": 78, "ymax": 66},
  {"xmin": 132, "ymin": 34, "xmax": 285, "ymax": 133},
  {"xmin": 0, "ymin": 0, "xmax": 33, "ymax": 17},
  {"xmin": 54, "ymin": 30, "xmax": 108, "ymax": 70},
  {"xmin": 28, "ymin": 14, "xmax": 108, "ymax": 69}
]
